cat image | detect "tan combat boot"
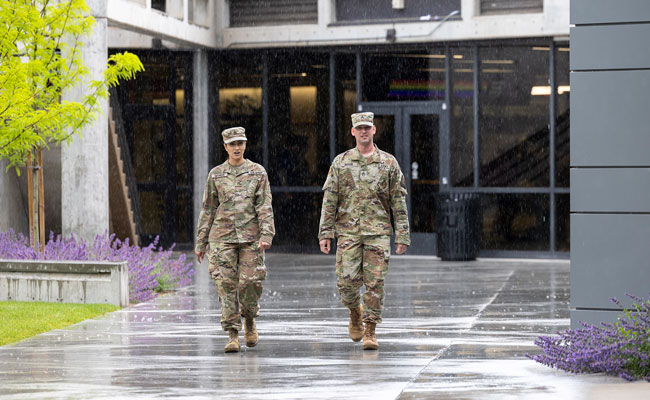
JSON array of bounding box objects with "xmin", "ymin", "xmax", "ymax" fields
[
  {"xmin": 362, "ymin": 322, "xmax": 378, "ymax": 350},
  {"xmin": 244, "ymin": 317, "xmax": 258, "ymax": 347},
  {"xmin": 348, "ymin": 305, "xmax": 364, "ymax": 342},
  {"xmin": 224, "ymin": 329, "xmax": 240, "ymax": 353}
]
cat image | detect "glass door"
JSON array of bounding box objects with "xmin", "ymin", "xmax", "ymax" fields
[
  {"xmin": 405, "ymin": 112, "xmax": 439, "ymax": 251},
  {"xmin": 360, "ymin": 102, "xmax": 447, "ymax": 254}
]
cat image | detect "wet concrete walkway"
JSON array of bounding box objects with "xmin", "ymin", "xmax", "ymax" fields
[{"xmin": 1, "ymin": 254, "xmax": 648, "ymax": 399}]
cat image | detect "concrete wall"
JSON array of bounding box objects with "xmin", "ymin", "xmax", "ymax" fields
[
  {"xmin": 0, "ymin": 260, "xmax": 129, "ymax": 307},
  {"xmin": 104, "ymin": 0, "xmax": 568, "ymax": 50},
  {"xmin": 570, "ymin": 0, "xmax": 650, "ymax": 327},
  {"xmin": 0, "ymin": 162, "xmax": 28, "ymax": 236},
  {"xmin": 107, "ymin": 0, "xmax": 217, "ymax": 47},
  {"xmin": 61, "ymin": 0, "xmax": 110, "ymax": 242},
  {"xmin": 221, "ymin": 0, "xmax": 569, "ymax": 49},
  {"xmin": 0, "ymin": 146, "xmax": 60, "ymax": 237}
]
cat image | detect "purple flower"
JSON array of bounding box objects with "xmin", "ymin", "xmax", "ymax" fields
[
  {"xmin": 528, "ymin": 293, "xmax": 650, "ymax": 381},
  {"xmin": 0, "ymin": 229, "xmax": 195, "ymax": 304}
]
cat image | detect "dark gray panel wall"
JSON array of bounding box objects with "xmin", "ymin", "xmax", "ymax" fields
[
  {"xmin": 571, "ymin": 214, "xmax": 650, "ymax": 309},
  {"xmin": 571, "ymin": 0, "xmax": 650, "ymax": 24},
  {"xmin": 571, "ymin": 71, "xmax": 650, "ymax": 166},
  {"xmin": 570, "ymin": 1, "xmax": 650, "ymax": 329},
  {"xmin": 571, "ymin": 169, "xmax": 650, "ymax": 212},
  {"xmin": 571, "ymin": 25, "xmax": 650, "ymax": 70},
  {"xmin": 571, "ymin": 310, "xmax": 619, "ymax": 327}
]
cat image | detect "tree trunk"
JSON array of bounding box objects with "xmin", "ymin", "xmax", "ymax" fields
[
  {"xmin": 26, "ymin": 149, "xmax": 45, "ymax": 251},
  {"xmin": 37, "ymin": 149, "xmax": 45, "ymax": 248}
]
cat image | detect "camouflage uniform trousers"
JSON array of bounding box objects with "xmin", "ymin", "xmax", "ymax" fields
[
  {"xmin": 208, "ymin": 241, "xmax": 267, "ymax": 331},
  {"xmin": 335, "ymin": 235, "xmax": 390, "ymax": 324}
]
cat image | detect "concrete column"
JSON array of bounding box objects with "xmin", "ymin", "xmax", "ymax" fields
[
  {"xmin": 61, "ymin": 0, "xmax": 109, "ymax": 242},
  {"xmin": 193, "ymin": 49, "xmax": 210, "ymax": 243},
  {"xmin": 318, "ymin": 0, "xmax": 336, "ymax": 27},
  {"xmin": 460, "ymin": 0, "xmax": 476, "ymax": 19}
]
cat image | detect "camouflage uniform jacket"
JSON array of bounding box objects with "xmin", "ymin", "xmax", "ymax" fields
[
  {"xmin": 195, "ymin": 159, "xmax": 275, "ymax": 253},
  {"xmin": 318, "ymin": 146, "xmax": 410, "ymax": 245}
]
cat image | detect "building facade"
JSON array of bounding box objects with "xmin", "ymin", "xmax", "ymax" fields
[
  {"xmin": 1, "ymin": 0, "xmax": 570, "ymax": 257},
  {"xmin": 570, "ymin": 0, "xmax": 650, "ymax": 326}
]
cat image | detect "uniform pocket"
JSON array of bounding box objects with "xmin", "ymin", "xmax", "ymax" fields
[
  {"xmin": 215, "ymin": 177, "xmax": 234, "ymax": 203},
  {"xmin": 243, "ymin": 175, "xmax": 260, "ymax": 198},
  {"xmin": 252, "ymin": 241, "xmax": 266, "ymax": 280},
  {"xmin": 208, "ymin": 248, "xmax": 221, "ymax": 278}
]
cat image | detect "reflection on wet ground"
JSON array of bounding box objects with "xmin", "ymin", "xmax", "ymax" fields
[{"xmin": 1, "ymin": 254, "xmax": 648, "ymax": 399}]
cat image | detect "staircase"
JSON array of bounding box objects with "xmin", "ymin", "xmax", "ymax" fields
[
  {"xmin": 457, "ymin": 110, "xmax": 570, "ymax": 187},
  {"xmin": 108, "ymin": 91, "xmax": 141, "ymax": 246}
]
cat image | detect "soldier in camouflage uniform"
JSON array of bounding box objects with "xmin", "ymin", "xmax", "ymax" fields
[
  {"xmin": 195, "ymin": 127, "xmax": 275, "ymax": 353},
  {"xmin": 318, "ymin": 112, "xmax": 410, "ymax": 351}
]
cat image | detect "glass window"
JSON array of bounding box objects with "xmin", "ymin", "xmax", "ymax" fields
[
  {"xmin": 176, "ymin": 190, "xmax": 193, "ymax": 244},
  {"xmin": 450, "ymin": 47, "xmax": 475, "ymax": 187},
  {"xmin": 117, "ymin": 51, "xmax": 193, "ymax": 247},
  {"xmin": 121, "ymin": 55, "xmax": 170, "ymax": 106},
  {"xmin": 335, "ymin": 54, "xmax": 357, "ymax": 155},
  {"xmin": 151, "ymin": 0, "xmax": 165, "ymax": 13},
  {"xmin": 478, "ymin": 45, "xmax": 549, "ymax": 187},
  {"xmin": 132, "ymin": 119, "xmax": 166, "ymax": 183},
  {"xmin": 556, "ymin": 44, "xmax": 570, "ymax": 188},
  {"xmin": 481, "ymin": 194, "xmax": 550, "ymax": 251},
  {"xmin": 272, "ymin": 192, "xmax": 322, "ymax": 249},
  {"xmin": 267, "ymin": 52, "xmax": 330, "ymax": 187},
  {"xmin": 556, "ymin": 194, "xmax": 569, "ymax": 252},
  {"xmin": 217, "ymin": 52, "xmax": 263, "ymax": 165},
  {"xmin": 139, "ymin": 192, "xmax": 164, "ymax": 241},
  {"xmin": 175, "ymin": 57, "xmax": 191, "ymax": 186},
  {"xmin": 174, "ymin": 56, "xmax": 193, "ymax": 245},
  {"xmin": 362, "ymin": 49, "xmax": 446, "ymax": 102},
  {"xmin": 371, "ymin": 114, "xmax": 396, "ymax": 156},
  {"xmin": 410, "ymin": 114, "xmax": 439, "ymax": 234}
]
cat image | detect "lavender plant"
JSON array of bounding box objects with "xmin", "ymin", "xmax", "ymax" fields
[
  {"xmin": 0, "ymin": 229, "xmax": 194, "ymax": 303},
  {"xmin": 529, "ymin": 293, "xmax": 650, "ymax": 381}
]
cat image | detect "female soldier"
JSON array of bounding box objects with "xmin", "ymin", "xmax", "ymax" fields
[{"xmin": 195, "ymin": 127, "xmax": 275, "ymax": 353}]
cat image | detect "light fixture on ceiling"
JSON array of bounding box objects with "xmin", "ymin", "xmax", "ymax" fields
[
  {"xmin": 482, "ymin": 59, "xmax": 515, "ymax": 65},
  {"xmin": 530, "ymin": 85, "xmax": 571, "ymax": 96}
]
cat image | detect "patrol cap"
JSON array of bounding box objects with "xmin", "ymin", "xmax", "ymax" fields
[
  {"xmin": 221, "ymin": 127, "xmax": 247, "ymax": 144},
  {"xmin": 351, "ymin": 112, "xmax": 374, "ymax": 128}
]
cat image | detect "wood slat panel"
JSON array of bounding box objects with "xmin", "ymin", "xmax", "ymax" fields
[{"xmin": 230, "ymin": 0, "xmax": 317, "ymax": 26}]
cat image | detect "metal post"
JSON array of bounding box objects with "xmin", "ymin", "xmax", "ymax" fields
[
  {"xmin": 441, "ymin": 45, "xmax": 451, "ymax": 190},
  {"xmin": 329, "ymin": 52, "xmax": 336, "ymax": 161},
  {"xmin": 473, "ymin": 45, "xmax": 479, "ymax": 188},
  {"xmin": 262, "ymin": 52, "xmax": 269, "ymax": 169},
  {"xmin": 549, "ymin": 40, "xmax": 557, "ymax": 252}
]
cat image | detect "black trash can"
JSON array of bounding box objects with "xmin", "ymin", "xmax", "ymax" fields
[{"xmin": 436, "ymin": 193, "xmax": 481, "ymax": 261}]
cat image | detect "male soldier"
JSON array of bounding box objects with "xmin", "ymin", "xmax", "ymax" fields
[
  {"xmin": 318, "ymin": 112, "xmax": 410, "ymax": 350},
  {"xmin": 195, "ymin": 127, "xmax": 275, "ymax": 353}
]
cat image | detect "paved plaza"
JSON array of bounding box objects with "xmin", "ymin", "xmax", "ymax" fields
[{"xmin": 1, "ymin": 254, "xmax": 648, "ymax": 399}]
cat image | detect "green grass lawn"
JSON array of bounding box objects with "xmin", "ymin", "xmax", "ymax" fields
[{"xmin": 0, "ymin": 301, "xmax": 120, "ymax": 346}]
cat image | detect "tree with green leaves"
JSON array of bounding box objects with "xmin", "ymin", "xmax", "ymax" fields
[{"xmin": 0, "ymin": 0, "xmax": 144, "ymax": 249}]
